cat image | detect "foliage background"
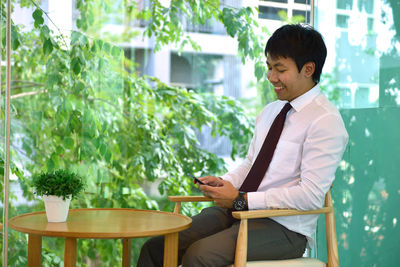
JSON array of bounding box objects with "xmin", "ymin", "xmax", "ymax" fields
[
  {"xmin": 1, "ymin": 1, "xmax": 397, "ymax": 267},
  {"xmin": 0, "ymin": 0, "xmax": 274, "ymax": 265}
]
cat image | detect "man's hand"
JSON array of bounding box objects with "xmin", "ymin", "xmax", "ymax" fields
[
  {"xmin": 196, "ymin": 176, "xmax": 224, "ymax": 187},
  {"xmin": 199, "ymin": 180, "xmax": 238, "ymax": 209}
]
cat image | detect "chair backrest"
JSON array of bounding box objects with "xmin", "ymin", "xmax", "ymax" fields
[
  {"xmin": 324, "ymin": 190, "xmax": 339, "ymax": 267},
  {"xmin": 232, "ymin": 189, "xmax": 339, "ymax": 267}
]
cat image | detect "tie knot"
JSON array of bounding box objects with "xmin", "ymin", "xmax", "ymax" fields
[{"xmin": 281, "ymin": 102, "xmax": 292, "ymax": 114}]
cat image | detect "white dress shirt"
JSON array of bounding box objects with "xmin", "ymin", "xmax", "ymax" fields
[{"xmin": 221, "ymin": 84, "xmax": 348, "ymax": 247}]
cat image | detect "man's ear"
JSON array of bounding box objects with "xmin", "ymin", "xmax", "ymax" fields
[{"xmin": 302, "ymin": 62, "xmax": 315, "ymax": 78}]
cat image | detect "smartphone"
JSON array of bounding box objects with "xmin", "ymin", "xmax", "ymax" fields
[{"xmin": 186, "ymin": 173, "xmax": 205, "ymax": 185}]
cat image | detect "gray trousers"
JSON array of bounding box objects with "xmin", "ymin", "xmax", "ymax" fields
[{"xmin": 137, "ymin": 206, "xmax": 306, "ymax": 267}]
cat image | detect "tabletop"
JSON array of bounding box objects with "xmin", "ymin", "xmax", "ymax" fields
[{"xmin": 9, "ymin": 208, "xmax": 192, "ymax": 239}]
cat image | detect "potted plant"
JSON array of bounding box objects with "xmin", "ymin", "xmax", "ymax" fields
[{"xmin": 32, "ymin": 169, "xmax": 85, "ymax": 222}]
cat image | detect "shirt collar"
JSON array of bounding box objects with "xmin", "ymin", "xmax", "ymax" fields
[{"xmin": 289, "ymin": 84, "xmax": 321, "ymax": 112}]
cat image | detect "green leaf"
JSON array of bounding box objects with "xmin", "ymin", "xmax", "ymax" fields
[
  {"xmin": 99, "ymin": 143, "xmax": 106, "ymax": 156},
  {"xmin": 80, "ymin": 35, "xmax": 89, "ymax": 47},
  {"xmin": 111, "ymin": 46, "xmax": 121, "ymax": 57},
  {"xmin": 32, "ymin": 9, "xmax": 44, "ymax": 28},
  {"xmin": 71, "ymin": 57, "xmax": 81, "ymax": 75},
  {"xmin": 99, "ymin": 58, "xmax": 104, "ymax": 70},
  {"xmin": 255, "ymin": 62, "xmax": 265, "ymax": 81},
  {"xmin": 73, "ymin": 63, "xmax": 81, "ymax": 75},
  {"xmin": 56, "ymin": 145, "xmax": 65, "ymax": 155},
  {"xmin": 96, "ymin": 40, "xmax": 103, "ymax": 50},
  {"xmin": 22, "ymin": 140, "xmax": 33, "ymax": 156},
  {"xmin": 47, "ymin": 73, "xmax": 60, "ymax": 87},
  {"xmin": 103, "ymin": 42, "xmax": 111, "ymax": 53},
  {"xmin": 69, "ymin": 111, "xmax": 82, "ymax": 132},
  {"xmin": 40, "ymin": 25, "xmax": 50, "ymax": 39},
  {"xmin": 11, "ymin": 26, "xmax": 21, "ymax": 50},
  {"xmin": 43, "ymin": 38, "xmax": 53, "ymax": 55},
  {"xmin": 12, "ymin": 37, "xmax": 20, "ymax": 50},
  {"xmin": 51, "ymin": 153, "xmax": 60, "ymax": 168},
  {"xmin": 105, "ymin": 150, "xmax": 112, "ymax": 163},
  {"xmin": 63, "ymin": 137, "xmax": 74, "ymax": 149},
  {"xmin": 75, "ymin": 81, "xmax": 85, "ymax": 92},
  {"xmin": 32, "ymin": 9, "xmax": 43, "ymax": 20},
  {"xmin": 46, "ymin": 158, "xmax": 55, "ymax": 172},
  {"xmin": 76, "ymin": 18, "xmax": 82, "ymax": 29},
  {"xmin": 71, "ymin": 31, "xmax": 82, "ymax": 45}
]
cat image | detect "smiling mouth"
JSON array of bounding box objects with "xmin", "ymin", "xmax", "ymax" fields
[{"xmin": 274, "ymin": 86, "xmax": 284, "ymax": 93}]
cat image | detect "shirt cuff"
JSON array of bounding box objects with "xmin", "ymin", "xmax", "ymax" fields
[{"xmin": 247, "ymin": 191, "xmax": 268, "ymax": 210}]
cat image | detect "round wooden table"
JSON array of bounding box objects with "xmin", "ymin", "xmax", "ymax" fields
[{"xmin": 9, "ymin": 208, "xmax": 192, "ymax": 267}]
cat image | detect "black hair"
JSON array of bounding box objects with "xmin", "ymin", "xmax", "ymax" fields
[{"xmin": 265, "ymin": 24, "xmax": 327, "ymax": 83}]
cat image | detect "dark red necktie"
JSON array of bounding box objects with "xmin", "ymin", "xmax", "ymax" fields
[{"xmin": 239, "ymin": 102, "xmax": 292, "ymax": 192}]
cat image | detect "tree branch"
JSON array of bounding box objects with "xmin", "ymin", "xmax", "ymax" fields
[{"xmin": 11, "ymin": 89, "xmax": 47, "ymax": 99}]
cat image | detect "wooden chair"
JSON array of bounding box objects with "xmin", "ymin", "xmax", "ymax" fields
[{"xmin": 168, "ymin": 189, "xmax": 338, "ymax": 267}]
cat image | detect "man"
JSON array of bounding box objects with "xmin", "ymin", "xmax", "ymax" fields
[{"xmin": 138, "ymin": 24, "xmax": 348, "ymax": 267}]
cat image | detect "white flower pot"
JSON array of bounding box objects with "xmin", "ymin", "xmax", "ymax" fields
[{"xmin": 43, "ymin": 195, "xmax": 71, "ymax": 222}]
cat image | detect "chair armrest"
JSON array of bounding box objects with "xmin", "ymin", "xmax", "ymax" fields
[
  {"xmin": 168, "ymin": 195, "xmax": 213, "ymax": 214},
  {"xmin": 232, "ymin": 206, "xmax": 332, "ymax": 220},
  {"xmin": 168, "ymin": 196, "xmax": 213, "ymax": 203}
]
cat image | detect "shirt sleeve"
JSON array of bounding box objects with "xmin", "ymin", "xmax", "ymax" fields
[{"xmin": 263, "ymin": 113, "xmax": 348, "ymax": 210}]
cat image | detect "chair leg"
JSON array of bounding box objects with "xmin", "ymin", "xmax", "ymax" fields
[
  {"xmin": 122, "ymin": 238, "xmax": 131, "ymax": 267},
  {"xmin": 234, "ymin": 219, "xmax": 247, "ymax": 267},
  {"xmin": 173, "ymin": 202, "xmax": 181, "ymax": 214}
]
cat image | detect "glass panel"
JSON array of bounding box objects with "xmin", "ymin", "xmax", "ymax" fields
[
  {"xmin": 317, "ymin": 0, "xmax": 399, "ymax": 109},
  {"xmin": 3, "ymin": 0, "xmax": 257, "ymax": 264},
  {"xmin": 315, "ymin": 1, "xmax": 400, "ymax": 266},
  {"xmin": 317, "ymin": 107, "xmax": 400, "ymax": 267}
]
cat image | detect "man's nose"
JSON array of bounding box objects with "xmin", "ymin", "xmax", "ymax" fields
[{"xmin": 267, "ymin": 70, "xmax": 278, "ymax": 83}]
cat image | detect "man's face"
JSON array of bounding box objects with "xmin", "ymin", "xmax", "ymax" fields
[{"xmin": 266, "ymin": 55, "xmax": 314, "ymax": 102}]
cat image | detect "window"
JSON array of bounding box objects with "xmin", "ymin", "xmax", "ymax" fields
[
  {"xmin": 358, "ymin": 0, "xmax": 374, "ymax": 14},
  {"xmin": 260, "ymin": 0, "xmax": 288, "ymax": 3},
  {"xmin": 293, "ymin": 9, "xmax": 310, "ymax": 23},
  {"xmin": 337, "ymin": 0, "xmax": 353, "ymax": 10},
  {"xmin": 336, "ymin": 14, "xmax": 350, "ymax": 28},
  {"xmin": 258, "ymin": 0, "xmax": 311, "ymax": 22},
  {"xmin": 258, "ymin": 6, "xmax": 287, "ymax": 20}
]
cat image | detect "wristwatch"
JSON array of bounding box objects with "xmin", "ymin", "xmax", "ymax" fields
[{"xmin": 233, "ymin": 191, "xmax": 248, "ymax": 211}]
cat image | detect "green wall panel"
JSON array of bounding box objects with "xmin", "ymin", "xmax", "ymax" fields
[{"xmin": 316, "ymin": 107, "xmax": 400, "ymax": 266}]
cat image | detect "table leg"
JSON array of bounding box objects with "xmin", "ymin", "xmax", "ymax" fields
[
  {"xmin": 28, "ymin": 234, "xmax": 42, "ymax": 267},
  {"xmin": 122, "ymin": 238, "xmax": 132, "ymax": 267},
  {"xmin": 64, "ymin": 237, "xmax": 77, "ymax": 267},
  {"xmin": 163, "ymin": 232, "xmax": 179, "ymax": 267}
]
